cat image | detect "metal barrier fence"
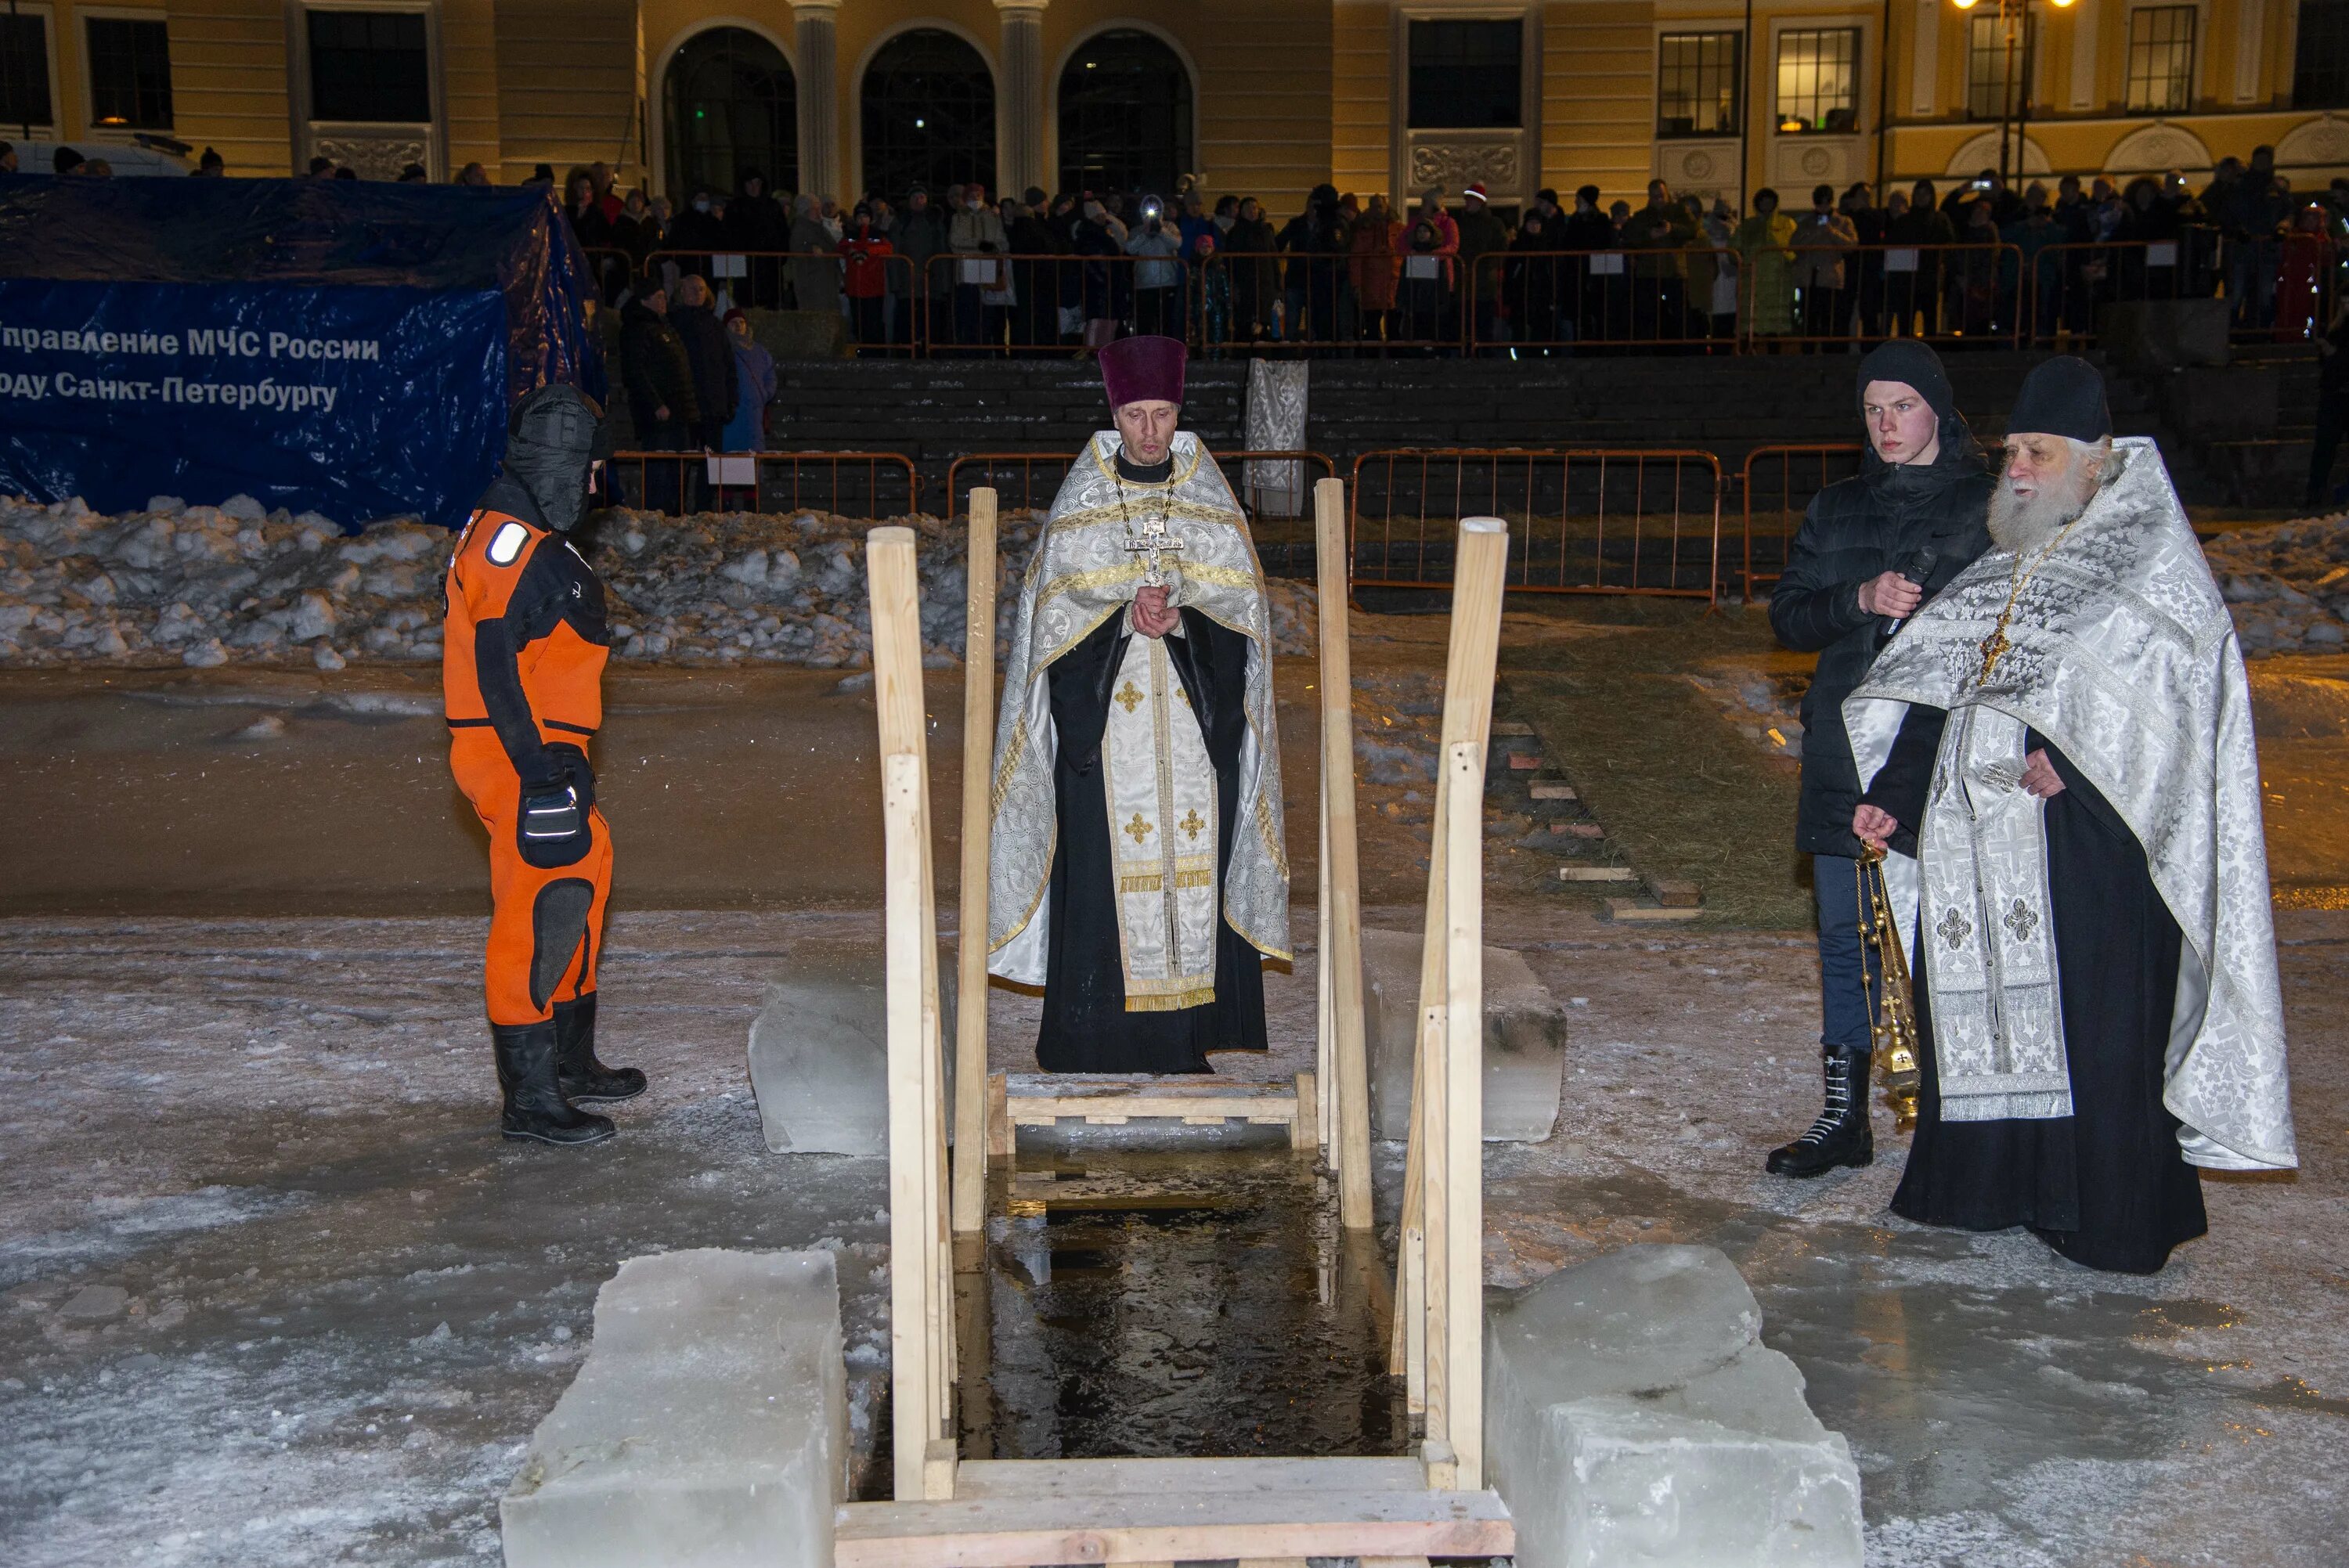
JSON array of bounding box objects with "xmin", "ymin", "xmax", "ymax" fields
[
  {"xmin": 1194, "ymin": 252, "xmax": 1465, "ymax": 356},
  {"xmin": 921, "ymin": 251, "xmax": 1182, "ymax": 355},
  {"xmin": 609, "ymin": 449, "xmax": 921, "ymax": 518},
  {"xmin": 944, "ymin": 449, "xmax": 1338, "ymax": 521},
  {"xmin": 1737, "ymin": 443, "xmax": 1866, "ymax": 603},
  {"xmin": 641, "ymin": 249, "xmax": 926, "ymax": 355},
  {"xmin": 1348, "ymin": 448, "xmax": 1725, "ymax": 601}
]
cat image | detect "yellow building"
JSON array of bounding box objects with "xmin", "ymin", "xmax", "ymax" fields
[{"xmin": 2, "ymin": 0, "xmax": 2342, "ymax": 209}]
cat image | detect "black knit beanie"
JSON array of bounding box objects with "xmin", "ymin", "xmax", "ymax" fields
[
  {"xmin": 1856, "ymin": 339, "xmax": 1956, "ymax": 422},
  {"xmin": 2006, "ymin": 355, "xmax": 2112, "ymax": 442}
]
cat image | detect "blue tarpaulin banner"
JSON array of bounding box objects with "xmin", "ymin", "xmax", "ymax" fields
[
  {"xmin": 0, "ymin": 177, "xmax": 604, "ymax": 528},
  {"xmin": 0, "ymin": 280, "xmax": 507, "ymax": 526}
]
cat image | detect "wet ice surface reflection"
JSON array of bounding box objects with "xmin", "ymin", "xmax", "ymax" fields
[{"xmin": 959, "ymin": 1144, "xmax": 1407, "ymax": 1463}]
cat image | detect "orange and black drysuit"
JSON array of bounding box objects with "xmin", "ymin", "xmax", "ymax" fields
[{"xmin": 442, "ymin": 473, "xmax": 612, "ymax": 1029}]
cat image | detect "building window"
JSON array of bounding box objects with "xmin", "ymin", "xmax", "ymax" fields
[
  {"xmin": 861, "ymin": 28, "xmax": 994, "ymax": 198},
  {"xmin": 0, "ymin": 11, "xmax": 52, "ymax": 130},
  {"xmin": 2126, "ymin": 6, "xmax": 2197, "ymax": 112},
  {"xmin": 1776, "ymin": 28, "xmax": 1860, "ymax": 134},
  {"xmin": 1658, "ymin": 32, "xmax": 1741, "ymax": 138},
  {"xmin": 307, "ymin": 10, "xmax": 429, "ymax": 124},
  {"xmin": 86, "ymin": 16, "xmax": 172, "ymax": 130},
  {"xmin": 1407, "ymin": 18, "xmax": 1522, "ymax": 129},
  {"xmin": 663, "ymin": 27, "xmax": 796, "ymax": 200},
  {"xmin": 2297, "ymin": 0, "xmax": 2349, "ymax": 106},
  {"xmin": 1058, "ymin": 29, "xmax": 1193, "ymax": 198},
  {"xmin": 1966, "ymin": 11, "xmax": 2038, "ymax": 120}
]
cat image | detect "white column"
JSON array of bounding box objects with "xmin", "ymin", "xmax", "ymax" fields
[
  {"xmin": 1911, "ymin": 0, "xmax": 1940, "ymax": 117},
  {"xmin": 995, "ymin": 0, "xmax": 1049, "ymax": 197},
  {"xmin": 792, "ymin": 0, "xmax": 842, "ymax": 199},
  {"xmin": 2067, "ymin": 0, "xmax": 2099, "ymax": 112}
]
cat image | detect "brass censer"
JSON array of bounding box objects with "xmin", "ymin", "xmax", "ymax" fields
[{"xmin": 1856, "ymin": 845, "xmax": 1921, "ymax": 1131}]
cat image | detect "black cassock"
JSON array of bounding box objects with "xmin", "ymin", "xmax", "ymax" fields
[
  {"xmin": 1033, "ymin": 606, "xmax": 1269, "ymax": 1073},
  {"xmin": 1863, "ymin": 707, "xmax": 2208, "ymax": 1274}
]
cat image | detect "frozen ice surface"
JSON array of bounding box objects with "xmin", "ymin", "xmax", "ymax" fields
[
  {"xmin": 1359, "ymin": 925, "xmax": 1565, "ymax": 1141},
  {"xmin": 745, "ymin": 943, "xmax": 957, "ymax": 1155},
  {"xmin": 1485, "ymin": 1243, "xmax": 1862, "ymax": 1568},
  {"xmin": 500, "ymin": 1249, "xmax": 844, "ymax": 1568}
]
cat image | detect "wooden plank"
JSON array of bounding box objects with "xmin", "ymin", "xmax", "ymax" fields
[
  {"xmin": 869, "ymin": 527, "xmax": 954, "ymax": 1500},
  {"xmin": 1603, "ymin": 899, "xmax": 1703, "ymax": 923},
  {"xmin": 987, "ymin": 1072, "xmax": 1011, "ymax": 1159},
  {"xmin": 1291, "ymin": 1070, "xmax": 1318, "ymax": 1153},
  {"xmin": 1559, "ymin": 866, "xmax": 1636, "ymax": 882},
  {"xmin": 953, "ymin": 1456, "xmax": 1426, "ymax": 1498},
  {"xmin": 1647, "ymin": 877, "xmax": 1703, "ymax": 907},
  {"xmin": 1314, "ymin": 476, "xmax": 1374, "ymax": 1231},
  {"xmin": 1489, "ymin": 719, "xmax": 1534, "ymax": 737},
  {"xmin": 1005, "ymin": 1093, "xmax": 1297, "ymax": 1122},
  {"xmin": 1444, "ymin": 741, "xmax": 1486, "ymax": 1492},
  {"xmin": 952, "ymin": 488, "xmax": 999, "ymax": 1235},
  {"xmin": 1528, "ymin": 780, "xmax": 1578, "ymax": 800},
  {"xmin": 833, "ymin": 1488, "xmax": 1514, "ymax": 1567}
]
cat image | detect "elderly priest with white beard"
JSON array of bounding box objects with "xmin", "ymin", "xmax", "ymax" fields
[
  {"xmin": 1846, "ymin": 356, "xmax": 2296, "ymax": 1274},
  {"xmin": 986, "ymin": 335, "xmax": 1290, "ymax": 1073}
]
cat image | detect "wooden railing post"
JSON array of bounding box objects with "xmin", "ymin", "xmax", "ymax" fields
[
  {"xmin": 868, "ymin": 525, "xmax": 957, "ymax": 1501},
  {"xmin": 951, "ymin": 490, "xmax": 998, "ymax": 1236},
  {"xmin": 1314, "ymin": 478, "xmax": 1374, "ymax": 1231}
]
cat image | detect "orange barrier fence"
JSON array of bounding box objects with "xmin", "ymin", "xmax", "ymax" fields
[
  {"xmin": 1737, "ymin": 444, "xmax": 1866, "ymax": 603},
  {"xmin": 608, "ymin": 449, "xmax": 920, "ymax": 517},
  {"xmin": 1348, "ymin": 448, "xmax": 1724, "ymax": 601},
  {"xmin": 943, "ymin": 450, "xmax": 1337, "ymax": 521}
]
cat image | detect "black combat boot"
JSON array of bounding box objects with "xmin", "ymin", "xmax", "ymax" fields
[
  {"xmin": 494, "ymin": 1021, "xmax": 615, "ymax": 1145},
  {"xmin": 1765, "ymin": 1044, "xmax": 1874, "ymax": 1177},
  {"xmin": 553, "ymin": 994, "xmax": 646, "ymax": 1103}
]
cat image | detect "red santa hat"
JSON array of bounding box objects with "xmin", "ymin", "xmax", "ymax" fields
[
  {"xmin": 1463, "ymin": 182, "xmax": 1489, "ymax": 204},
  {"xmin": 1099, "ymin": 333, "xmax": 1187, "ymax": 409}
]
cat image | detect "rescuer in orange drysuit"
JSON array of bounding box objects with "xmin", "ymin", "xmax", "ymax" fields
[{"xmin": 442, "ymin": 383, "xmax": 642, "ymax": 1144}]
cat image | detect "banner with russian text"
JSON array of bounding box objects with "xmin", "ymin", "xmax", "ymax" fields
[{"xmin": 0, "ymin": 280, "xmax": 507, "ymax": 528}]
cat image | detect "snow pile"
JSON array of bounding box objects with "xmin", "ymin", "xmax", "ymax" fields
[
  {"xmin": 0, "ymin": 495, "xmax": 1319, "ymax": 669},
  {"xmin": 2201, "ymin": 514, "xmax": 2349, "ymax": 657}
]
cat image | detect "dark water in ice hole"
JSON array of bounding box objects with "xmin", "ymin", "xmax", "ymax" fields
[{"xmin": 951, "ymin": 1142, "xmax": 1412, "ymax": 1463}]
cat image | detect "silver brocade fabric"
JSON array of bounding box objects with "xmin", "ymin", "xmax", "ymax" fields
[
  {"xmin": 986, "ymin": 431, "xmax": 1292, "ymax": 983},
  {"xmin": 1846, "ymin": 438, "xmax": 2297, "ymax": 1172}
]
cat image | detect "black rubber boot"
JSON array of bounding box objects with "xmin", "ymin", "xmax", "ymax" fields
[
  {"xmin": 1765, "ymin": 1044, "xmax": 1874, "ymax": 1177},
  {"xmin": 553, "ymin": 994, "xmax": 645, "ymax": 1103},
  {"xmin": 494, "ymin": 1022, "xmax": 615, "ymax": 1145}
]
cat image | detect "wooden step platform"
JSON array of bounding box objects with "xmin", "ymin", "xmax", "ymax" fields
[
  {"xmin": 990, "ymin": 1071, "xmax": 1316, "ymax": 1155},
  {"xmin": 835, "ymin": 1457, "xmax": 1512, "ymax": 1567}
]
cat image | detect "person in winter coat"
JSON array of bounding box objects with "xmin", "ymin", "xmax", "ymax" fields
[
  {"xmin": 720, "ymin": 309, "xmax": 776, "ymax": 452},
  {"xmin": 948, "ymin": 182, "xmax": 1009, "ymax": 351},
  {"xmin": 1225, "ymin": 196, "xmax": 1279, "ymax": 344},
  {"xmin": 1885, "ymin": 179, "xmax": 1957, "ymax": 336},
  {"xmin": 1735, "ymin": 189, "xmax": 1799, "ymax": 342},
  {"xmin": 669, "ymin": 275, "xmax": 738, "ymax": 452},
  {"xmin": 1505, "ymin": 210, "xmax": 1563, "ymax": 351},
  {"xmin": 1454, "ymin": 182, "xmax": 1511, "ymax": 351},
  {"xmin": 785, "ymin": 193, "xmax": 839, "ymax": 316},
  {"xmin": 839, "ymin": 205, "xmax": 897, "ymax": 348},
  {"xmin": 617, "ymin": 287, "xmax": 698, "ymax": 510},
  {"xmin": 728, "ymin": 171, "xmax": 788, "ymax": 306},
  {"xmin": 1349, "ymin": 194, "xmax": 1403, "ymax": 348},
  {"xmin": 1766, "ymin": 340, "xmax": 1994, "ymax": 1178},
  {"xmin": 1789, "ymin": 183, "xmax": 1859, "ymax": 348}
]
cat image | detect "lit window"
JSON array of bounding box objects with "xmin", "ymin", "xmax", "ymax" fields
[
  {"xmin": 1966, "ymin": 12, "xmax": 2038, "ymax": 120},
  {"xmin": 1658, "ymin": 33, "xmax": 1741, "ymax": 139},
  {"xmin": 0, "ymin": 12, "xmax": 52, "ymax": 130},
  {"xmin": 1776, "ymin": 28, "xmax": 1860, "ymax": 135},
  {"xmin": 87, "ymin": 17, "xmax": 173, "ymax": 130},
  {"xmin": 2126, "ymin": 6, "xmax": 2196, "ymax": 114}
]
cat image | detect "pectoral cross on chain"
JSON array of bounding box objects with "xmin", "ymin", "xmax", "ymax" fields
[{"xmin": 1124, "ymin": 506, "xmax": 1186, "ymax": 589}]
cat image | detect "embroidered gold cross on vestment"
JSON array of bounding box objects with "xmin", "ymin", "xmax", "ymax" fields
[
  {"xmin": 1114, "ymin": 679, "xmax": 1145, "ymax": 714},
  {"xmin": 1124, "ymin": 813, "xmax": 1153, "ymax": 845}
]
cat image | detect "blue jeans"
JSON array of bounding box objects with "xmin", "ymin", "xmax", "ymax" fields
[{"xmin": 1813, "ymin": 853, "xmax": 1884, "ymax": 1055}]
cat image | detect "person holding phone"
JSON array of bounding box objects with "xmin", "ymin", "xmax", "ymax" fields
[{"xmin": 1763, "ymin": 341, "xmax": 1994, "ymax": 1177}]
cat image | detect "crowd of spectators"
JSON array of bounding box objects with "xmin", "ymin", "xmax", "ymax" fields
[{"xmin": 571, "ymin": 151, "xmax": 2349, "ymax": 365}]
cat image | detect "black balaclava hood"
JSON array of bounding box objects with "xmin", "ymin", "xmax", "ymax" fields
[
  {"xmin": 1856, "ymin": 338, "xmax": 1983, "ymax": 474},
  {"xmin": 504, "ymin": 384, "xmax": 604, "ymax": 532}
]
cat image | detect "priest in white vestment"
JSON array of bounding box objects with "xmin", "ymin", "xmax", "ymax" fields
[
  {"xmin": 1847, "ymin": 356, "xmax": 2296, "ymax": 1273},
  {"xmin": 986, "ymin": 335, "xmax": 1290, "ymax": 1072}
]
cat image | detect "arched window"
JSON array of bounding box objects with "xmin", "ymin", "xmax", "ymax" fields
[
  {"xmin": 861, "ymin": 28, "xmax": 995, "ymax": 197},
  {"xmin": 664, "ymin": 27, "xmax": 797, "ymax": 200},
  {"xmin": 1059, "ymin": 29, "xmax": 1194, "ymax": 197}
]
